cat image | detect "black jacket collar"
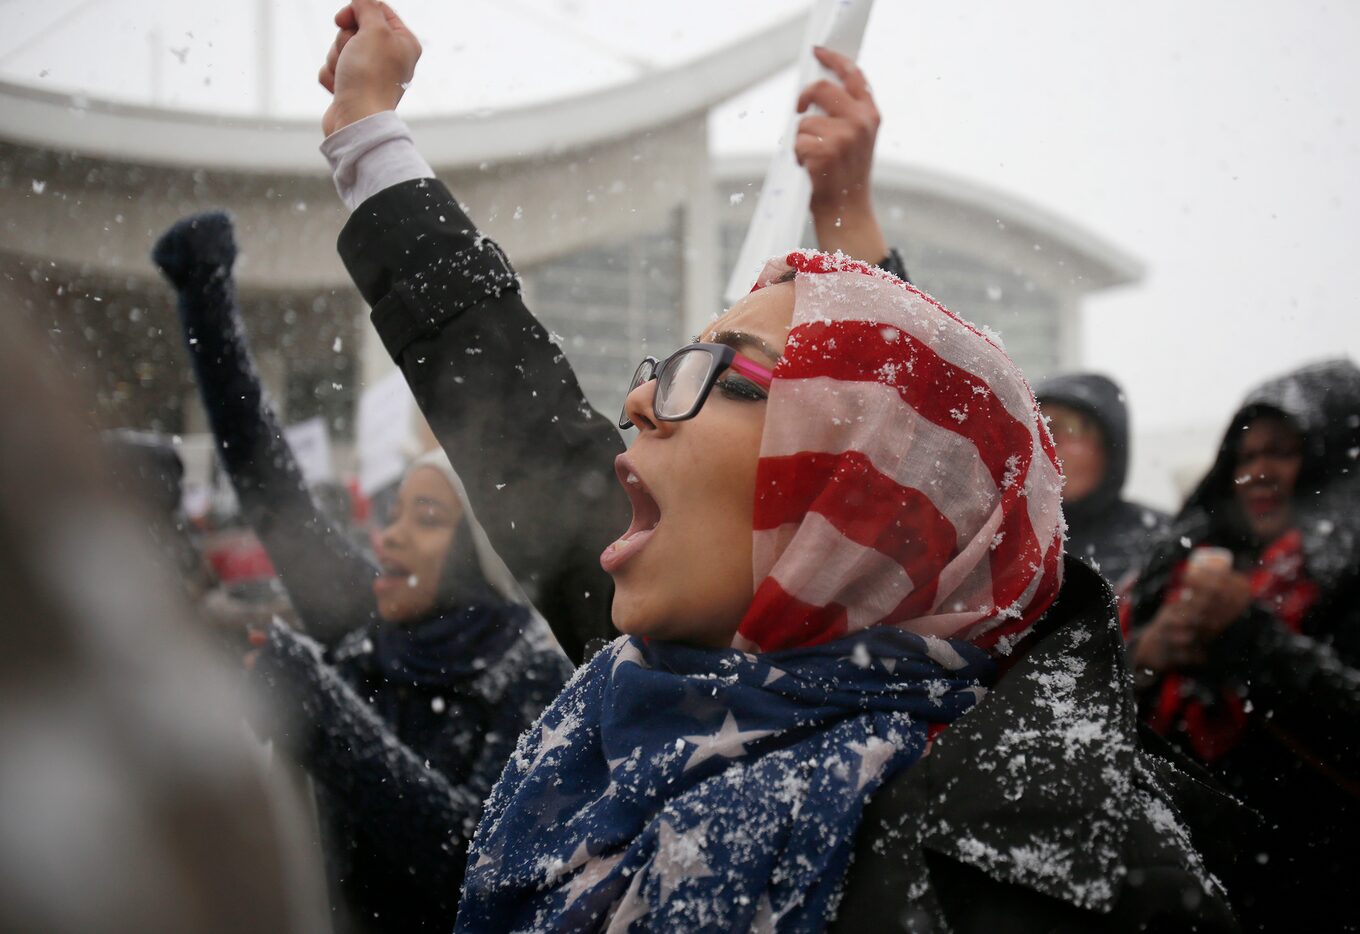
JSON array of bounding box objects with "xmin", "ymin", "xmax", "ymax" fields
[{"xmin": 912, "ymin": 557, "xmax": 1138, "ymax": 911}]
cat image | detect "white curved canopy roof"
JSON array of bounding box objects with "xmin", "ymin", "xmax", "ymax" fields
[
  {"xmin": 0, "ymin": 0, "xmax": 806, "ymax": 171},
  {"xmin": 714, "ymin": 155, "xmax": 1145, "ymax": 293}
]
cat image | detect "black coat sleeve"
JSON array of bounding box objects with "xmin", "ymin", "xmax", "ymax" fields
[
  {"xmin": 878, "ymin": 247, "xmax": 910, "ymax": 283},
  {"xmin": 154, "ymin": 212, "xmax": 378, "ymax": 645},
  {"xmin": 336, "ymin": 180, "xmax": 628, "ymax": 664},
  {"xmin": 250, "ymin": 623, "xmax": 488, "ymax": 900}
]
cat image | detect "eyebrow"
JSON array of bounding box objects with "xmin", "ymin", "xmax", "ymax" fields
[{"xmin": 695, "ymin": 330, "xmax": 783, "ymax": 364}]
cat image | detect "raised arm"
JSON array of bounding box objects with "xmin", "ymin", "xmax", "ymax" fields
[
  {"xmin": 797, "ymin": 46, "xmax": 906, "ymax": 280},
  {"xmin": 154, "ymin": 213, "xmax": 379, "ymax": 645},
  {"xmin": 319, "ymin": 1, "xmax": 626, "ymax": 664}
]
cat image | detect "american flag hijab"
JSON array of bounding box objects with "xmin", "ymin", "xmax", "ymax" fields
[
  {"xmin": 738, "ymin": 250, "xmax": 1065, "ymax": 655},
  {"xmin": 457, "ymin": 252, "xmax": 1065, "ymax": 932}
]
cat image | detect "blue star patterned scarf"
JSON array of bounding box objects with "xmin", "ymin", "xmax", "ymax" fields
[{"xmin": 457, "ymin": 627, "xmax": 996, "ymax": 931}]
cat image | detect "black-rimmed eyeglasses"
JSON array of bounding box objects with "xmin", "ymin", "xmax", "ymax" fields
[{"xmin": 618, "ymin": 342, "xmax": 776, "ymax": 430}]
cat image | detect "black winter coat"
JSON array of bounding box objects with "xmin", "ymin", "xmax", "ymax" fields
[
  {"xmin": 337, "ymin": 178, "xmax": 1239, "ymax": 931},
  {"xmin": 1035, "ymin": 373, "xmax": 1169, "ymax": 587},
  {"xmin": 156, "ymin": 213, "xmax": 572, "ymax": 933},
  {"xmin": 1127, "ymin": 359, "xmax": 1360, "ymax": 932}
]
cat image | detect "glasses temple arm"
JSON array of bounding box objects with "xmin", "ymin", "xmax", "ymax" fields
[{"xmin": 729, "ymin": 354, "xmax": 775, "ymax": 389}]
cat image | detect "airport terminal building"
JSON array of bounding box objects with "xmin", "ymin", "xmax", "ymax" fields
[{"xmin": 0, "ymin": 4, "xmax": 1140, "ymax": 491}]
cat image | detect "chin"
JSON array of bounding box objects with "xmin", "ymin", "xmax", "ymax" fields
[
  {"xmin": 608, "ymin": 585, "xmax": 660, "ymax": 638},
  {"xmin": 1249, "ymin": 519, "xmax": 1290, "ymax": 542},
  {"xmin": 377, "ymin": 600, "xmax": 425, "ymax": 626}
]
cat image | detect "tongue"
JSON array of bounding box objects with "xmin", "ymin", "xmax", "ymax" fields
[{"xmin": 600, "ymin": 526, "xmax": 655, "ymax": 573}]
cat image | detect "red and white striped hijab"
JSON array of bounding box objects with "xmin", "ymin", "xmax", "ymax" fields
[{"xmin": 734, "ymin": 251, "xmax": 1065, "ymax": 655}]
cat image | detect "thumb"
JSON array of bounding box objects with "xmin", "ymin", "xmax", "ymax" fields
[{"xmin": 351, "ymin": 0, "xmax": 388, "ymax": 29}]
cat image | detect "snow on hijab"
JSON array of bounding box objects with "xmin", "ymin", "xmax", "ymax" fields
[
  {"xmin": 739, "ymin": 251, "xmax": 1065, "ymax": 655},
  {"xmin": 456, "ymin": 252, "xmax": 1065, "ymax": 932}
]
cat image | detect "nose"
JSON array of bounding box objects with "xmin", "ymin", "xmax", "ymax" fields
[
  {"xmin": 379, "ymin": 517, "xmax": 405, "ymax": 553},
  {"xmin": 1236, "ymin": 454, "xmax": 1276, "ymax": 487},
  {"xmin": 621, "ymin": 378, "xmax": 677, "ymax": 437}
]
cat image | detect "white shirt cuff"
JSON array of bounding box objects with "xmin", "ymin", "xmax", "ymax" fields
[{"xmin": 320, "ymin": 111, "xmax": 435, "ymax": 212}]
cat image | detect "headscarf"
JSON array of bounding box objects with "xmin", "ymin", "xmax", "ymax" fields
[
  {"xmin": 408, "ymin": 447, "xmax": 534, "ymax": 608},
  {"xmin": 738, "ymin": 250, "xmax": 1064, "ymax": 655},
  {"xmin": 457, "ymin": 252, "xmax": 1064, "ymax": 932},
  {"xmin": 368, "ymin": 448, "xmax": 556, "ymax": 686}
]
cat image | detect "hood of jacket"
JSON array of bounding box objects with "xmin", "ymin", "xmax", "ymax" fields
[
  {"xmin": 1133, "ymin": 358, "xmax": 1360, "ymax": 622},
  {"xmin": 1036, "ymin": 373, "xmax": 1130, "ymax": 517}
]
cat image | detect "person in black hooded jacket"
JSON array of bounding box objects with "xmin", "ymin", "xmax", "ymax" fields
[
  {"xmin": 1125, "ymin": 358, "xmax": 1360, "ymax": 932},
  {"xmin": 1036, "ymin": 373, "xmax": 1169, "ymax": 589},
  {"xmin": 153, "ymin": 212, "xmax": 572, "ymax": 934}
]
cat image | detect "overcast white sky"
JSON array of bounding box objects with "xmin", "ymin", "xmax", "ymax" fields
[
  {"xmin": 4, "ymin": 0, "xmax": 1356, "ymax": 501},
  {"xmin": 713, "ymin": 1, "xmax": 1360, "ymax": 440}
]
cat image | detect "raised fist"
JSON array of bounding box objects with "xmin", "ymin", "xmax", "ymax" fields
[{"xmin": 320, "ymin": 0, "xmax": 422, "ymax": 136}]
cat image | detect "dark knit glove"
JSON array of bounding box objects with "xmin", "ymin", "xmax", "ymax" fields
[
  {"xmin": 151, "ymin": 211, "xmax": 237, "ymax": 293},
  {"xmin": 245, "ymin": 619, "xmax": 330, "ymax": 758}
]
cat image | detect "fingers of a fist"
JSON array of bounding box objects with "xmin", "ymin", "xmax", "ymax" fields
[
  {"xmin": 380, "ymin": 2, "xmax": 412, "ymax": 34},
  {"xmin": 351, "ymin": 0, "xmax": 387, "ymax": 27},
  {"xmin": 326, "ymin": 28, "xmax": 355, "ymax": 74}
]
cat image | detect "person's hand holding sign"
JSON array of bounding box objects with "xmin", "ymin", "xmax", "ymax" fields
[{"xmin": 796, "ymin": 46, "xmax": 888, "ymax": 263}]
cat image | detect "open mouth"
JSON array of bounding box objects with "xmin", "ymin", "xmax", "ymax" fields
[
  {"xmin": 601, "ymin": 454, "xmax": 662, "ymax": 573},
  {"xmin": 374, "ymin": 556, "xmax": 417, "ymax": 595},
  {"xmin": 1243, "ymin": 489, "xmax": 1282, "ymax": 517}
]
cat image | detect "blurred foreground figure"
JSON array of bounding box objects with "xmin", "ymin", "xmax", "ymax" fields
[
  {"xmin": 0, "ymin": 321, "xmax": 323, "ymax": 933},
  {"xmin": 1036, "ymin": 373, "xmax": 1169, "ymax": 587},
  {"xmin": 101, "ymin": 428, "xmax": 293, "ymax": 637},
  {"xmin": 1126, "ymin": 358, "xmax": 1360, "ymax": 931}
]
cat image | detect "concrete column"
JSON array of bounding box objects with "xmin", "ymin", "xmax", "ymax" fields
[
  {"xmin": 355, "ymin": 292, "xmax": 395, "ymax": 394},
  {"xmin": 680, "ymin": 123, "xmax": 719, "ymax": 338},
  {"xmin": 1056, "ymin": 297, "xmax": 1084, "ymax": 372}
]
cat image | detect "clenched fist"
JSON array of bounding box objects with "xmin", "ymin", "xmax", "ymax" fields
[{"xmin": 320, "ymin": 0, "xmax": 422, "ymax": 137}]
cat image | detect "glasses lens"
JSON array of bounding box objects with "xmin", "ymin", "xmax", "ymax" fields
[
  {"xmin": 656, "ymin": 348, "xmax": 715, "ymax": 419},
  {"xmin": 618, "ymin": 358, "xmax": 655, "ymax": 429},
  {"xmin": 627, "ymin": 359, "xmax": 653, "ymax": 395}
]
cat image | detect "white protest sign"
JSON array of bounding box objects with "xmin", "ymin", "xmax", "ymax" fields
[
  {"xmin": 283, "ymin": 416, "xmax": 335, "ymax": 486},
  {"xmin": 356, "ymin": 367, "xmax": 415, "ymax": 495},
  {"xmin": 722, "ymin": 0, "xmax": 876, "ymax": 305}
]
